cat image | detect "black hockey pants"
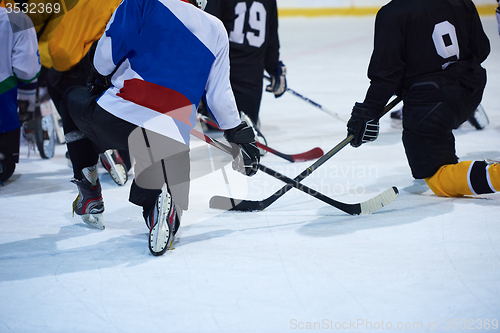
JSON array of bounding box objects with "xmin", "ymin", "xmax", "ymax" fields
[
  {"xmin": 59, "ymin": 86, "xmax": 190, "ymax": 211},
  {"xmin": 401, "ymin": 60, "xmax": 486, "ymax": 179}
]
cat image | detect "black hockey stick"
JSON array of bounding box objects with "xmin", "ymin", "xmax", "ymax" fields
[
  {"xmin": 190, "ymin": 128, "xmax": 396, "ymax": 215},
  {"xmin": 197, "ymin": 113, "xmax": 324, "ymax": 162},
  {"xmin": 265, "ymin": 75, "xmax": 348, "ymax": 123},
  {"xmin": 209, "ymin": 96, "xmax": 403, "ymax": 213}
]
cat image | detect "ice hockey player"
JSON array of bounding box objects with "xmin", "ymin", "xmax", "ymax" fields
[
  {"xmin": 0, "ymin": 5, "xmax": 41, "ymax": 184},
  {"xmin": 59, "ymin": 0, "xmax": 260, "ymax": 256},
  {"xmin": 347, "ymin": 0, "xmax": 499, "ymax": 197},
  {"xmin": 201, "ymin": 0, "xmax": 286, "ymax": 154},
  {"xmin": 26, "ymin": 0, "xmax": 131, "ymax": 185}
]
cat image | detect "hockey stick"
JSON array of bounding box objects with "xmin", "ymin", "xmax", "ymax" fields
[
  {"xmin": 190, "ymin": 126, "xmax": 398, "ymax": 215},
  {"xmin": 209, "ymin": 96, "xmax": 402, "ymax": 213},
  {"xmin": 197, "ymin": 113, "xmax": 324, "ymax": 162},
  {"xmin": 265, "ymin": 75, "xmax": 347, "ymax": 123}
]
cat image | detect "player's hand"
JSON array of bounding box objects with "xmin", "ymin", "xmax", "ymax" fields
[
  {"xmin": 224, "ymin": 121, "xmax": 260, "ymax": 176},
  {"xmin": 347, "ymin": 103, "xmax": 382, "ymax": 148},
  {"xmin": 266, "ymin": 61, "xmax": 287, "ymax": 98}
]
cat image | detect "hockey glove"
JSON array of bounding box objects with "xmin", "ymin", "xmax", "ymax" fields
[
  {"xmin": 347, "ymin": 103, "xmax": 382, "ymax": 148},
  {"xmin": 266, "ymin": 61, "xmax": 287, "ymax": 98},
  {"xmin": 224, "ymin": 121, "xmax": 260, "ymax": 177},
  {"xmin": 87, "ymin": 67, "xmax": 111, "ymax": 96}
]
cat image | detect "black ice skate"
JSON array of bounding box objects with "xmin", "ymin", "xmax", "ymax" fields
[
  {"xmin": 72, "ymin": 165, "xmax": 105, "ymax": 229},
  {"xmin": 147, "ymin": 183, "xmax": 179, "ymax": 256},
  {"xmin": 100, "ymin": 149, "xmax": 128, "ymax": 186},
  {"xmin": 468, "ymin": 104, "xmax": 489, "ymax": 130},
  {"xmin": 390, "ymin": 108, "xmax": 403, "ymax": 129}
]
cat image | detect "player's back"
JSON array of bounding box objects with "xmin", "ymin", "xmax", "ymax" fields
[
  {"xmin": 378, "ymin": 0, "xmax": 490, "ymax": 79},
  {"xmin": 205, "ymin": 0, "xmax": 279, "ymax": 94}
]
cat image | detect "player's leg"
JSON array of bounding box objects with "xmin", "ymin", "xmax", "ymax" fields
[
  {"xmin": 59, "ymin": 87, "xmax": 105, "ymax": 228},
  {"xmin": 128, "ymin": 128, "xmax": 189, "ymax": 255},
  {"xmin": 0, "ymin": 128, "xmax": 21, "ymax": 184},
  {"xmin": 425, "ymin": 160, "xmax": 500, "ymax": 197}
]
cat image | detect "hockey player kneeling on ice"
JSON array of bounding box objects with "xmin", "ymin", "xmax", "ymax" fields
[
  {"xmin": 58, "ymin": 0, "xmax": 260, "ymax": 256},
  {"xmin": 347, "ymin": 0, "xmax": 499, "ymax": 198}
]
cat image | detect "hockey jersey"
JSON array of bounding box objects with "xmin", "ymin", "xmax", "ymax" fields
[
  {"xmin": 205, "ymin": 0, "xmax": 280, "ymax": 96},
  {"xmin": 0, "ymin": 7, "xmax": 40, "ymax": 133},
  {"xmin": 26, "ymin": 0, "xmax": 121, "ymax": 71},
  {"xmin": 363, "ymin": 0, "xmax": 490, "ymax": 109},
  {"xmin": 94, "ymin": 0, "xmax": 241, "ymax": 146}
]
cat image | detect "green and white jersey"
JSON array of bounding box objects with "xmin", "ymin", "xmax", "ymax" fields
[{"xmin": 0, "ymin": 7, "xmax": 40, "ymax": 133}]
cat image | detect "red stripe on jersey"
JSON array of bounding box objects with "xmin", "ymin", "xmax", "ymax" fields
[{"xmin": 117, "ymin": 78, "xmax": 192, "ymax": 125}]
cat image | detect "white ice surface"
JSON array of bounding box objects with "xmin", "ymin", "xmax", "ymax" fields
[{"xmin": 1, "ymin": 16, "xmax": 499, "ymax": 333}]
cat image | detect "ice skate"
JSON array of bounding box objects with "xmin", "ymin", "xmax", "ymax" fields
[
  {"xmin": 240, "ymin": 111, "xmax": 267, "ymax": 156},
  {"xmin": 390, "ymin": 108, "xmax": 403, "ymax": 129},
  {"xmin": 146, "ymin": 183, "xmax": 179, "ymax": 256},
  {"xmin": 100, "ymin": 149, "xmax": 128, "ymax": 186},
  {"xmin": 468, "ymin": 104, "xmax": 489, "ymax": 130},
  {"xmin": 485, "ymin": 159, "xmax": 499, "ymax": 166},
  {"xmin": 72, "ymin": 165, "xmax": 105, "ymax": 230},
  {"xmin": 38, "ymin": 113, "xmax": 56, "ymax": 159}
]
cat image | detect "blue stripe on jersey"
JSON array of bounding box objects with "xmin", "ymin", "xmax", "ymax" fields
[{"xmin": 106, "ymin": 0, "xmax": 216, "ymax": 106}]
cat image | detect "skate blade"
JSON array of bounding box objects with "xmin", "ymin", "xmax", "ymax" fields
[
  {"xmin": 149, "ymin": 184, "xmax": 173, "ymax": 256},
  {"xmin": 80, "ymin": 213, "xmax": 105, "ymax": 230},
  {"xmin": 149, "ymin": 222, "xmax": 173, "ymax": 256}
]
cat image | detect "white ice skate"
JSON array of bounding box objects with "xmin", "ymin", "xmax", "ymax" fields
[
  {"xmin": 148, "ymin": 183, "xmax": 177, "ymax": 256},
  {"xmin": 100, "ymin": 149, "xmax": 128, "ymax": 186}
]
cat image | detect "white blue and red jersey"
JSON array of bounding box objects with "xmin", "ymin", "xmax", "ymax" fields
[{"xmin": 94, "ymin": 0, "xmax": 241, "ymax": 145}]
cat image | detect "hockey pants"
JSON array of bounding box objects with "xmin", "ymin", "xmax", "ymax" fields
[{"xmin": 61, "ymin": 86, "xmax": 190, "ymax": 211}]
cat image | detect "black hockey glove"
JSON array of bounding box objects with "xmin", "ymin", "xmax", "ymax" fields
[
  {"xmin": 87, "ymin": 67, "xmax": 111, "ymax": 95},
  {"xmin": 347, "ymin": 103, "xmax": 382, "ymax": 148},
  {"xmin": 266, "ymin": 61, "xmax": 287, "ymax": 98},
  {"xmin": 224, "ymin": 121, "xmax": 260, "ymax": 177},
  {"xmin": 87, "ymin": 41, "xmax": 112, "ymax": 95}
]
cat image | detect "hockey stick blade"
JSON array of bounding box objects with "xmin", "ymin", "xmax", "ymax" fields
[
  {"xmin": 197, "ymin": 113, "xmax": 324, "ymax": 162},
  {"xmin": 359, "ymin": 186, "xmax": 399, "ymax": 214},
  {"xmin": 263, "ymin": 146, "xmax": 324, "ymax": 162},
  {"xmin": 210, "ymin": 186, "xmax": 398, "ymax": 215}
]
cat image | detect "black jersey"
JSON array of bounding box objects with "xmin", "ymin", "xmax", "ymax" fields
[
  {"xmin": 364, "ymin": 0, "xmax": 490, "ymax": 109},
  {"xmin": 205, "ymin": 0, "xmax": 280, "ymax": 96}
]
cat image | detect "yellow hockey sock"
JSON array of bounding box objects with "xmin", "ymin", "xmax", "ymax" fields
[{"xmin": 425, "ymin": 161, "xmax": 500, "ymax": 197}]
